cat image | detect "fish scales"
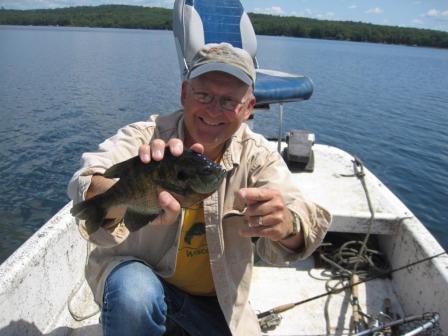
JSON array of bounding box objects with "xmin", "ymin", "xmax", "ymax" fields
[{"xmin": 70, "ymin": 148, "xmax": 226, "ymax": 234}]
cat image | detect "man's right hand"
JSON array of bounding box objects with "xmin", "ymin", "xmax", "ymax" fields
[
  {"xmin": 137, "ymin": 138, "xmax": 203, "ymax": 163},
  {"xmin": 138, "ymin": 139, "xmax": 203, "ymax": 226},
  {"xmin": 86, "ymin": 138, "xmax": 204, "ymax": 227}
]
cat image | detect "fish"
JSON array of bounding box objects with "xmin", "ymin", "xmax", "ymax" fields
[
  {"xmin": 70, "ymin": 148, "xmax": 227, "ymax": 234},
  {"xmin": 185, "ymin": 222, "xmax": 206, "ymax": 245}
]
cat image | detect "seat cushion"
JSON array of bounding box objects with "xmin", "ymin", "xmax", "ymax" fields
[{"xmin": 254, "ymin": 69, "xmax": 314, "ymax": 106}]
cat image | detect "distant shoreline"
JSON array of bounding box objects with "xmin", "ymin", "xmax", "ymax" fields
[{"xmin": 1, "ymin": 5, "xmax": 447, "ymax": 49}]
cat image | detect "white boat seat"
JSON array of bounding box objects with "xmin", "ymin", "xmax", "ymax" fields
[{"xmin": 172, "ymin": 0, "xmax": 314, "ymax": 107}]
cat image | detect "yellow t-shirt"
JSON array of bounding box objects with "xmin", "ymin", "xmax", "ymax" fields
[{"xmin": 165, "ymin": 203, "xmax": 215, "ymax": 296}]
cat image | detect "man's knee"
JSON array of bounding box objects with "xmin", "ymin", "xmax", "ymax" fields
[{"xmin": 104, "ymin": 261, "xmax": 166, "ymax": 319}]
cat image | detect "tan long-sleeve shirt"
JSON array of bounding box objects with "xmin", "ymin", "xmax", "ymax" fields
[{"xmin": 67, "ymin": 110, "xmax": 331, "ymax": 335}]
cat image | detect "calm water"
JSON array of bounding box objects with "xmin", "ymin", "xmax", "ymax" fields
[{"xmin": 0, "ymin": 26, "xmax": 447, "ymax": 262}]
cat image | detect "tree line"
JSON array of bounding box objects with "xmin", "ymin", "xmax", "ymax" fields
[
  {"xmin": 0, "ymin": 5, "xmax": 172, "ymax": 30},
  {"xmin": 1, "ymin": 5, "xmax": 447, "ymax": 49}
]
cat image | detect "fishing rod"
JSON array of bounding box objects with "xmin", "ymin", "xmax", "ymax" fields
[
  {"xmin": 353, "ymin": 312, "xmax": 440, "ymax": 336},
  {"xmin": 257, "ymin": 251, "xmax": 446, "ymax": 319}
]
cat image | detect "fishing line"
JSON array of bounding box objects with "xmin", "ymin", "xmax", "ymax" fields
[{"xmin": 68, "ymin": 240, "xmax": 100, "ymax": 321}]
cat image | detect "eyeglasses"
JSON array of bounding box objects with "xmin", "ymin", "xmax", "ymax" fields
[{"xmin": 188, "ymin": 84, "xmax": 249, "ymax": 112}]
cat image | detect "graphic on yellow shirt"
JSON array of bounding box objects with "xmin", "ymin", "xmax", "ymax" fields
[
  {"xmin": 185, "ymin": 222, "xmax": 205, "ymax": 245},
  {"xmin": 165, "ymin": 203, "xmax": 215, "ymax": 296}
]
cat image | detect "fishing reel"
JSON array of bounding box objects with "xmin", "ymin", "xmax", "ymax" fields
[{"xmin": 258, "ymin": 313, "xmax": 282, "ymax": 332}]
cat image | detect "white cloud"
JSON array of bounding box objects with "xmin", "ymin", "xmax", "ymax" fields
[
  {"xmin": 365, "ymin": 7, "xmax": 384, "ymax": 14},
  {"xmin": 0, "ymin": 0, "xmax": 70, "ymax": 9},
  {"xmin": 288, "ymin": 8, "xmax": 337, "ymax": 20},
  {"xmin": 348, "ymin": 5, "xmax": 357, "ymax": 10},
  {"xmin": 270, "ymin": 6, "xmax": 284, "ymax": 15},
  {"xmin": 253, "ymin": 6, "xmax": 285, "ymax": 15},
  {"xmin": 424, "ymin": 9, "xmax": 448, "ymax": 20},
  {"xmin": 426, "ymin": 9, "xmax": 439, "ymax": 17},
  {"xmin": 412, "ymin": 18, "xmax": 423, "ymax": 24},
  {"xmin": 290, "ymin": 8, "xmax": 314, "ymax": 18},
  {"xmin": 0, "ymin": 0, "xmax": 175, "ymax": 9},
  {"xmin": 303, "ymin": 8, "xmax": 313, "ymax": 16},
  {"xmin": 316, "ymin": 12, "xmax": 335, "ymax": 19}
]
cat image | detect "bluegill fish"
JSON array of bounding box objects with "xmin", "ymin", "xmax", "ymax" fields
[{"xmin": 70, "ymin": 149, "xmax": 226, "ymax": 234}]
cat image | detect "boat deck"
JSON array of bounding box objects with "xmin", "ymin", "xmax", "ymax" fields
[
  {"xmin": 56, "ymin": 253, "xmax": 405, "ymax": 336},
  {"xmin": 283, "ymin": 144, "xmax": 412, "ymax": 235},
  {"xmin": 251, "ymin": 258, "xmax": 404, "ymax": 335}
]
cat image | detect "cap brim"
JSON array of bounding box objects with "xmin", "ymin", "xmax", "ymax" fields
[{"xmin": 188, "ymin": 63, "xmax": 253, "ymax": 86}]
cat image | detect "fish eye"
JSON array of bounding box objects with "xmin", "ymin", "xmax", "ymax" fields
[{"xmin": 177, "ymin": 170, "xmax": 188, "ymax": 181}]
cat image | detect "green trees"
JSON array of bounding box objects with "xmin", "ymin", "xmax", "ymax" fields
[
  {"xmin": 1, "ymin": 5, "xmax": 447, "ymax": 49},
  {"xmin": 0, "ymin": 5, "xmax": 171, "ymax": 30},
  {"xmin": 249, "ymin": 13, "xmax": 448, "ymax": 48}
]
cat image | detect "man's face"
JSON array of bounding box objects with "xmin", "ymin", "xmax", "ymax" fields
[{"xmin": 181, "ymin": 71, "xmax": 255, "ymax": 158}]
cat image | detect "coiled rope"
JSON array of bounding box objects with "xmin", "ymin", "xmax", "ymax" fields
[{"xmin": 317, "ymin": 156, "xmax": 389, "ymax": 334}]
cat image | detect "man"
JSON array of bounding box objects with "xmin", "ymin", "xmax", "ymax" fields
[{"xmin": 68, "ymin": 42, "xmax": 330, "ymax": 335}]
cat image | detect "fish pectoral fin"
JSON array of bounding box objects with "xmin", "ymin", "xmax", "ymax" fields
[
  {"xmin": 103, "ymin": 156, "xmax": 142, "ymax": 179},
  {"xmin": 123, "ymin": 209, "xmax": 159, "ymax": 232}
]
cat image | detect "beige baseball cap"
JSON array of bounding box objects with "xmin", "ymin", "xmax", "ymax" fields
[{"xmin": 187, "ymin": 43, "xmax": 256, "ymax": 87}]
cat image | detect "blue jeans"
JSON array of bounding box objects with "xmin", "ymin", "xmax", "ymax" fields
[{"xmin": 101, "ymin": 261, "xmax": 231, "ymax": 336}]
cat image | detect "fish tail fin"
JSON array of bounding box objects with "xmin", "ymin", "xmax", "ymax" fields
[{"xmin": 70, "ymin": 196, "xmax": 107, "ymax": 234}]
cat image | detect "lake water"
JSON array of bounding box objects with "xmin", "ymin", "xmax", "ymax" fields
[{"xmin": 0, "ymin": 26, "xmax": 447, "ymax": 262}]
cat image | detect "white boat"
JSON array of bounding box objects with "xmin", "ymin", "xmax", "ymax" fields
[
  {"xmin": 0, "ymin": 141, "xmax": 446, "ymax": 335},
  {"xmin": 0, "ymin": 0, "xmax": 447, "ymax": 335}
]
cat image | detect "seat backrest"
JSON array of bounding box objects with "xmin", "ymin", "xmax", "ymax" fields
[
  {"xmin": 173, "ymin": 0, "xmax": 257, "ymax": 80},
  {"xmin": 172, "ymin": 0, "xmax": 314, "ymax": 106}
]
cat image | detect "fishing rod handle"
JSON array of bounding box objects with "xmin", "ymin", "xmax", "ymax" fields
[{"xmin": 257, "ymin": 303, "xmax": 296, "ymax": 318}]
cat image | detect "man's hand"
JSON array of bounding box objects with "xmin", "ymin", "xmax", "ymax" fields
[
  {"xmin": 238, "ymin": 187, "xmax": 303, "ymax": 250},
  {"xmin": 86, "ymin": 139, "xmax": 204, "ymax": 227},
  {"xmin": 138, "ymin": 139, "xmax": 204, "ymax": 226}
]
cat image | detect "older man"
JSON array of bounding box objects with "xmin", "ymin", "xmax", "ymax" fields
[{"xmin": 68, "ymin": 42, "xmax": 330, "ymax": 336}]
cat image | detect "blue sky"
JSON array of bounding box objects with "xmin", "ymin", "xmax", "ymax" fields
[{"xmin": 1, "ymin": 0, "xmax": 448, "ymax": 32}]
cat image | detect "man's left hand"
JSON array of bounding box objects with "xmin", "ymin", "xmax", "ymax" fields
[{"xmin": 238, "ymin": 188, "xmax": 294, "ymax": 241}]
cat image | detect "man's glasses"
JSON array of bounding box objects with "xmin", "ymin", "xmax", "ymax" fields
[{"xmin": 188, "ymin": 84, "xmax": 249, "ymax": 112}]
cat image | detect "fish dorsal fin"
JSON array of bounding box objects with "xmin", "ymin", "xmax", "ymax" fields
[{"xmin": 103, "ymin": 156, "xmax": 147, "ymax": 179}]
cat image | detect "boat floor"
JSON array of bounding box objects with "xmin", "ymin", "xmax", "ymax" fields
[
  {"xmin": 57, "ymin": 255, "xmax": 404, "ymax": 336},
  {"xmin": 250, "ymin": 257, "xmax": 404, "ymax": 336}
]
